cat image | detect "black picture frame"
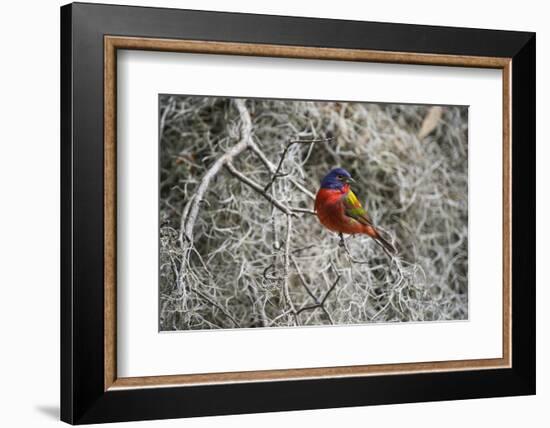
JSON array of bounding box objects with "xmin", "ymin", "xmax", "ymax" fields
[{"xmin": 61, "ymin": 2, "xmax": 535, "ymax": 424}]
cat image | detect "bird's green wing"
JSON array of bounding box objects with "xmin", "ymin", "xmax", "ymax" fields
[{"xmin": 342, "ymin": 189, "xmax": 373, "ymax": 225}]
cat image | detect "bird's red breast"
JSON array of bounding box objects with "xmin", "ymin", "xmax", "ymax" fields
[{"xmin": 315, "ymin": 185, "xmax": 370, "ymax": 235}]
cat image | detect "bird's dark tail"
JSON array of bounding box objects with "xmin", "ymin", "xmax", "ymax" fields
[{"xmin": 374, "ymin": 232, "xmax": 397, "ymax": 255}]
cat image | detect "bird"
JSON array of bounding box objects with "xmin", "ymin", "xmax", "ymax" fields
[{"xmin": 314, "ymin": 167, "xmax": 397, "ymax": 254}]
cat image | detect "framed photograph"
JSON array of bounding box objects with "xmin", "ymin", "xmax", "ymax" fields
[{"xmin": 60, "ymin": 2, "xmax": 535, "ymax": 424}]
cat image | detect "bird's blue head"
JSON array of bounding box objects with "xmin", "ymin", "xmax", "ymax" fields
[{"xmin": 320, "ymin": 168, "xmax": 355, "ymax": 190}]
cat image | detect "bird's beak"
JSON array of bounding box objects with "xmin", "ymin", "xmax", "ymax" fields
[{"xmin": 342, "ymin": 177, "xmax": 356, "ymax": 184}]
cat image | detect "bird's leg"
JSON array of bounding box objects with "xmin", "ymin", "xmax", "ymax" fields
[{"xmin": 338, "ymin": 233, "xmax": 346, "ymax": 248}]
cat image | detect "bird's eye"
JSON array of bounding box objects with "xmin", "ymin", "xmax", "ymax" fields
[{"xmin": 337, "ymin": 175, "xmax": 343, "ymax": 179}]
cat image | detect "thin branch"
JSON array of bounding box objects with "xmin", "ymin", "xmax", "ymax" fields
[
  {"xmin": 191, "ymin": 287, "xmax": 241, "ymax": 328},
  {"xmin": 263, "ymin": 138, "xmax": 333, "ymax": 192},
  {"xmin": 248, "ymin": 141, "xmax": 316, "ymax": 200},
  {"xmin": 291, "ymin": 256, "xmax": 335, "ymax": 324},
  {"xmin": 338, "ymin": 233, "xmax": 371, "ymax": 264},
  {"xmin": 262, "ymin": 262, "xmax": 281, "ymax": 281},
  {"xmin": 370, "ymin": 299, "xmax": 392, "ymax": 321},
  {"xmin": 267, "ymin": 310, "xmax": 295, "ymax": 327},
  {"xmin": 291, "ymin": 244, "xmax": 318, "ymax": 254},
  {"xmin": 290, "ymin": 207, "xmax": 317, "ymax": 215},
  {"xmin": 296, "ymin": 273, "xmax": 341, "ymax": 316},
  {"xmin": 225, "ymin": 162, "xmax": 297, "ymax": 217}
]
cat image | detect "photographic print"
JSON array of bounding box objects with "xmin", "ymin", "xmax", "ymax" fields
[{"xmin": 159, "ymin": 95, "xmax": 468, "ymax": 331}]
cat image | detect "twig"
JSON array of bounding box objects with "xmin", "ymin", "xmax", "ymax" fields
[
  {"xmin": 291, "ymin": 256, "xmax": 335, "ymax": 324},
  {"xmin": 370, "ymin": 299, "xmax": 392, "ymax": 321},
  {"xmin": 338, "ymin": 233, "xmax": 371, "ymax": 264},
  {"xmin": 262, "ymin": 262, "xmax": 281, "ymax": 281},
  {"xmin": 248, "ymin": 141, "xmax": 316, "ymax": 200},
  {"xmin": 291, "ymin": 244, "xmax": 317, "ymax": 254},
  {"xmin": 267, "ymin": 310, "xmax": 295, "ymax": 327},
  {"xmin": 191, "ymin": 287, "xmax": 241, "ymax": 328},
  {"xmin": 290, "ymin": 207, "xmax": 317, "ymax": 215},
  {"xmin": 225, "ymin": 162, "xmax": 297, "ymax": 217},
  {"xmin": 296, "ymin": 273, "xmax": 340, "ymax": 316},
  {"xmin": 264, "ymin": 138, "xmax": 333, "ymax": 192}
]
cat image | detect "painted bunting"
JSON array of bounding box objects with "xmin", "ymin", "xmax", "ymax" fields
[{"xmin": 315, "ymin": 168, "xmax": 397, "ymax": 254}]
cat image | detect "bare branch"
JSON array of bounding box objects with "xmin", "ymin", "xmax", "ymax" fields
[
  {"xmin": 264, "ymin": 138, "xmax": 333, "ymax": 192},
  {"xmin": 248, "ymin": 141, "xmax": 316, "ymax": 200},
  {"xmin": 290, "ymin": 207, "xmax": 317, "ymax": 215},
  {"xmin": 291, "ymin": 256, "xmax": 335, "ymax": 324},
  {"xmin": 296, "ymin": 273, "xmax": 340, "ymax": 316},
  {"xmin": 338, "ymin": 233, "xmax": 371, "ymax": 264},
  {"xmin": 225, "ymin": 162, "xmax": 297, "ymax": 217},
  {"xmin": 191, "ymin": 287, "xmax": 241, "ymax": 328}
]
